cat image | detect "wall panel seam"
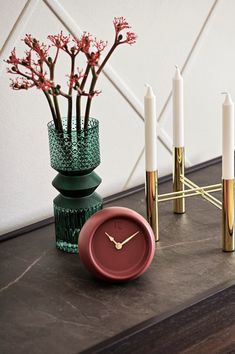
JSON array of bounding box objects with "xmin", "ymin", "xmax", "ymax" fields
[{"xmin": 0, "ymin": 0, "xmax": 39, "ymax": 75}]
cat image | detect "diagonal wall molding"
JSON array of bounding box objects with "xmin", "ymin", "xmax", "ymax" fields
[{"xmin": 0, "ymin": 0, "xmax": 39, "ymax": 75}]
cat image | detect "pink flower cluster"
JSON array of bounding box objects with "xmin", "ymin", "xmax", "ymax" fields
[
  {"xmin": 113, "ymin": 17, "xmax": 137, "ymax": 44},
  {"xmin": 6, "ymin": 47, "xmax": 53, "ymax": 91},
  {"xmin": 6, "ymin": 17, "xmax": 137, "ymax": 131}
]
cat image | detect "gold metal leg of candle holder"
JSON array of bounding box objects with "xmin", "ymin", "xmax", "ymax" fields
[
  {"xmin": 158, "ymin": 183, "xmax": 222, "ymax": 205},
  {"xmin": 222, "ymin": 179, "xmax": 235, "ymax": 252},
  {"xmin": 146, "ymin": 171, "xmax": 159, "ymax": 242},
  {"xmin": 181, "ymin": 176, "xmax": 222, "ymax": 209},
  {"xmin": 173, "ymin": 147, "xmax": 185, "ymax": 214}
]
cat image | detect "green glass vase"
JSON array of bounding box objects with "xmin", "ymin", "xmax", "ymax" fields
[{"xmin": 48, "ymin": 117, "xmax": 103, "ymax": 253}]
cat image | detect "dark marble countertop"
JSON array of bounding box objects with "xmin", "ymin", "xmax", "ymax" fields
[{"xmin": 1, "ymin": 160, "xmax": 235, "ymax": 354}]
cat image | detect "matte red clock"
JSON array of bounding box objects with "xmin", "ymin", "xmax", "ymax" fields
[{"xmin": 78, "ymin": 207, "xmax": 155, "ymax": 282}]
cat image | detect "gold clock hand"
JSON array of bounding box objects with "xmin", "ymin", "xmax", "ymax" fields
[
  {"xmin": 105, "ymin": 232, "xmax": 123, "ymax": 250},
  {"xmin": 121, "ymin": 231, "xmax": 140, "ymax": 246},
  {"xmin": 105, "ymin": 232, "xmax": 118, "ymax": 245}
]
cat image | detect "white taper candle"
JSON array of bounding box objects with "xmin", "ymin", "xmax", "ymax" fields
[
  {"xmin": 144, "ymin": 85, "xmax": 157, "ymax": 171},
  {"xmin": 222, "ymin": 92, "xmax": 234, "ymax": 179},
  {"xmin": 173, "ymin": 66, "xmax": 184, "ymax": 147}
]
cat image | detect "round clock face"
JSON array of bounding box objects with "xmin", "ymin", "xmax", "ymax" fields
[{"xmin": 78, "ymin": 207, "xmax": 155, "ymax": 282}]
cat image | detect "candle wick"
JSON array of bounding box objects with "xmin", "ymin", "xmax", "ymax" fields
[
  {"xmin": 175, "ymin": 65, "xmax": 178, "ymax": 69},
  {"xmin": 145, "ymin": 83, "xmax": 150, "ymax": 88},
  {"xmin": 221, "ymin": 91, "xmax": 228, "ymax": 95}
]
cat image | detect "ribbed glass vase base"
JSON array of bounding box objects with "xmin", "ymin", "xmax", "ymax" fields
[
  {"xmin": 54, "ymin": 198, "xmax": 102, "ymax": 253},
  {"xmin": 56, "ymin": 240, "xmax": 78, "ymax": 253}
]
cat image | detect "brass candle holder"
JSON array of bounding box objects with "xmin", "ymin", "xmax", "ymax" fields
[
  {"xmin": 173, "ymin": 147, "xmax": 185, "ymax": 214},
  {"xmin": 145, "ymin": 147, "xmax": 234, "ymax": 251},
  {"xmin": 222, "ymin": 179, "xmax": 235, "ymax": 251},
  {"xmin": 146, "ymin": 170, "xmax": 159, "ymax": 242}
]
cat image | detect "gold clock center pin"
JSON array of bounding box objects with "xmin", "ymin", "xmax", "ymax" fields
[{"xmin": 115, "ymin": 243, "xmax": 122, "ymax": 250}]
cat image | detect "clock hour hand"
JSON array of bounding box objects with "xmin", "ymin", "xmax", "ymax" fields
[
  {"xmin": 105, "ymin": 232, "xmax": 118, "ymax": 245},
  {"xmin": 121, "ymin": 231, "xmax": 140, "ymax": 246},
  {"xmin": 105, "ymin": 232, "xmax": 123, "ymax": 250}
]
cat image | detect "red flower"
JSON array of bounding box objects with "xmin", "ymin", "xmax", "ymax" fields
[
  {"xmin": 10, "ymin": 77, "xmax": 35, "ymax": 90},
  {"xmin": 123, "ymin": 31, "xmax": 137, "ymax": 45},
  {"xmin": 87, "ymin": 51, "xmax": 100, "ymax": 66},
  {"xmin": 6, "ymin": 21, "xmax": 137, "ymax": 130},
  {"xmin": 78, "ymin": 32, "xmax": 93, "ymax": 54},
  {"xmin": 94, "ymin": 39, "xmax": 107, "ymax": 52},
  {"xmin": 6, "ymin": 48, "xmax": 20, "ymax": 65},
  {"xmin": 112, "ymin": 17, "xmax": 137, "ymax": 45},
  {"xmin": 86, "ymin": 38, "xmax": 107, "ymax": 66},
  {"xmin": 23, "ymin": 34, "xmax": 49, "ymax": 61},
  {"xmin": 113, "ymin": 17, "xmax": 131, "ymax": 34},
  {"xmin": 68, "ymin": 68, "xmax": 85, "ymax": 89},
  {"xmin": 48, "ymin": 31, "xmax": 70, "ymax": 50},
  {"xmin": 36, "ymin": 77, "xmax": 53, "ymax": 91}
]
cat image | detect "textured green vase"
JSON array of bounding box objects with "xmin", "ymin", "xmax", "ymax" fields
[{"xmin": 48, "ymin": 118, "xmax": 103, "ymax": 253}]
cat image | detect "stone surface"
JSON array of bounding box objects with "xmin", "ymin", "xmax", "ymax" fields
[
  {"xmin": 1, "ymin": 161, "xmax": 234, "ymax": 353},
  {"xmin": 86, "ymin": 283, "xmax": 235, "ymax": 353}
]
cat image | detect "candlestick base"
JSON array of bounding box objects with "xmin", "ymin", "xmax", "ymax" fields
[
  {"xmin": 173, "ymin": 147, "xmax": 185, "ymax": 214},
  {"xmin": 146, "ymin": 170, "xmax": 159, "ymax": 242},
  {"xmin": 222, "ymin": 179, "xmax": 235, "ymax": 252}
]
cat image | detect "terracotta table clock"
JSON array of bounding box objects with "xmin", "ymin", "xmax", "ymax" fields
[{"xmin": 78, "ymin": 207, "xmax": 155, "ymax": 282}]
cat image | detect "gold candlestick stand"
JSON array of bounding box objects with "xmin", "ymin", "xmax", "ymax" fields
[
  {"xmin": 173, "ymin": 147, "xmax": 185, "ymax": 214},
  {"xmin": 145, "ymin": 147, "xmax": 234, "ymax": 251},
  {"xmin": 222, "ymin": 179, "xmax": 234, "ymax": 251},
  {"xmin": 146, "ymin": 171, "xmax": 159, "ymax": 242}
]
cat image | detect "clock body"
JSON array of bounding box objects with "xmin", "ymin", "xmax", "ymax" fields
[{"xmin": 78, "ymin": 207, "xmax": 155, "ymax": 282}]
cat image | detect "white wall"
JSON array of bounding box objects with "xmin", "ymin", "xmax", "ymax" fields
[{"xmin": 0, "ymin": 0, "xmax": 233, "ymax": 235}]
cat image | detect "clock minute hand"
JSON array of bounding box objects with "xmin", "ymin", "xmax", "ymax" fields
[
  {"xmin": 105, "ymin": 232, "xmax": 118, "ymax": 245},
  {"xmin": 121, "ymin": 231, "xmax": 140, "ymax": 246}
]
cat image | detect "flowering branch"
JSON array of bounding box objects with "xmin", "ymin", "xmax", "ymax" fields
[
  {"xmin": 5, "ymin": 17, "xmax": 136, "ymax": 133},
  {"xmin": 83, "ymin": 17, "xmax": 137, "ymax": 128}
]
